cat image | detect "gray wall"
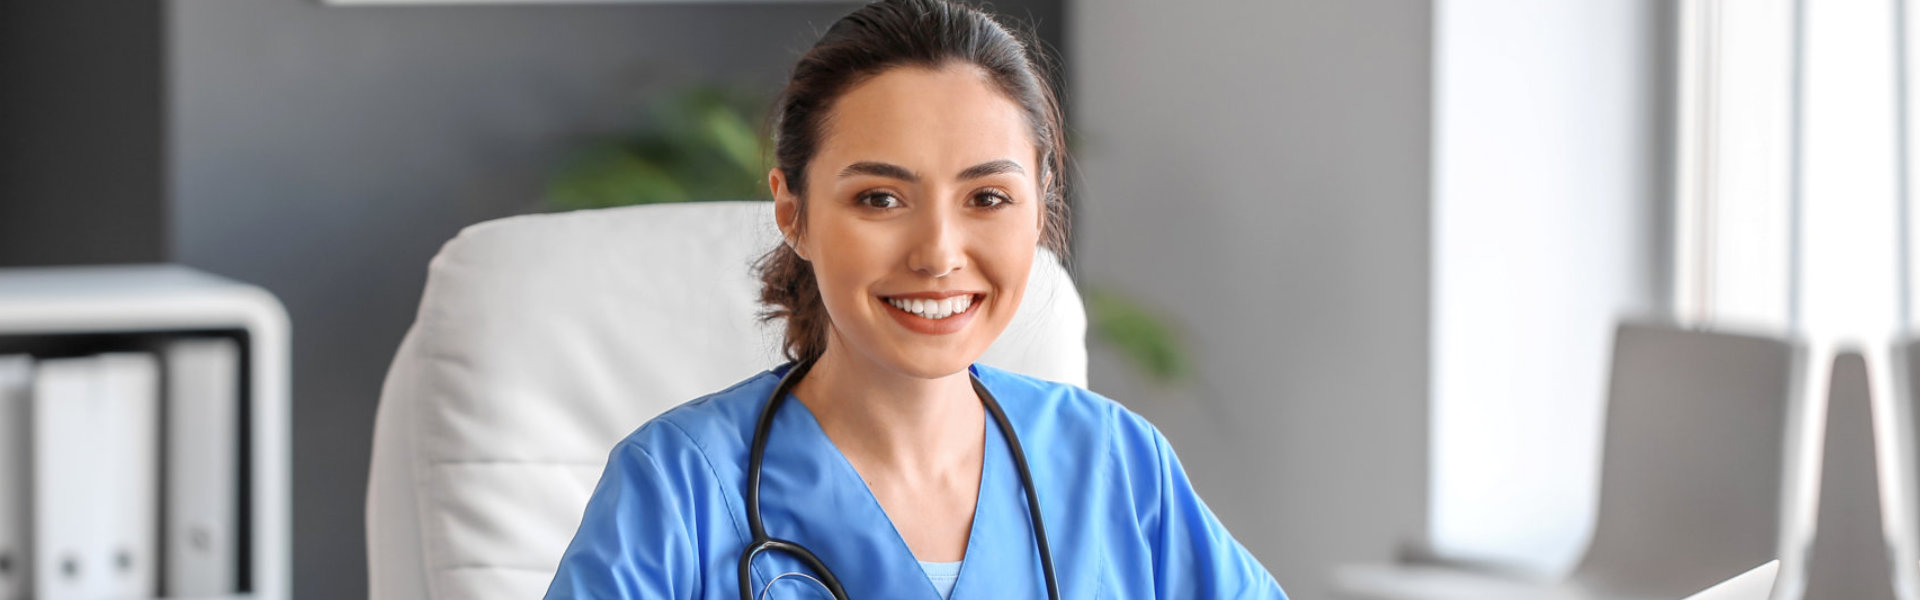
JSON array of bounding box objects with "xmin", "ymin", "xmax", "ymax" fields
[
  {"xmin": 1070, "ymin": 1, "xmax": 1432, "ymax": 598},
  {"xmin": 0, "ymin": 3, "xmax": 166, "ymax": 267},
  {"xmin": 163, "ymin": 1, "xmax": 1058, "ymax": 598}
]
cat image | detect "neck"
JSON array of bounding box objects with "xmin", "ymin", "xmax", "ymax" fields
[{"xmin": 792, "ymin": 333, "xmax": 983, "ymax": 479}]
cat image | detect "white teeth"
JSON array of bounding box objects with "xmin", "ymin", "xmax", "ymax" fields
[{"xmin": 885, "ymin": 295, "xmax": 975, "ymax": 320}]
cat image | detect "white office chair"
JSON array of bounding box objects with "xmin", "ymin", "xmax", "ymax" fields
[
  {"xmin": 363, "ymin": 201, "xmax": 1089, "ymax": 600},
  {"xmin": 1334, "ymin": 322, "xmax": 1799, "ymax": 600}
]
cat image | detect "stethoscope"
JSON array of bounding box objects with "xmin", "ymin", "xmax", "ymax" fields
[{"xmin": 738, "ymin": 359, "xmax": 1062, "ymax": 600}]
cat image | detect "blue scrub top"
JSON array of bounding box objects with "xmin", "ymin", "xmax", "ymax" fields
[{"xmin": 544, "ymin": 362, "xmax": 1287, "ymax": 599}]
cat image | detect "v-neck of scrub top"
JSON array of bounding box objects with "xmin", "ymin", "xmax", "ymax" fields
[
  {"xmin": 752, "ymin": 365, "xmax": 1046, "ymax": 599},
  {"xmin": 919, "ymin": 560, "xmax": 962, "ymax": 599}
]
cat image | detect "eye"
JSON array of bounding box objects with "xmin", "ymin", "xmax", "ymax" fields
[
  {"xmin": 858, "ymin": 191, "xmax": 903, "ymax": 209},
  {"xmin": 971, "ymin": 190, "xmax": 1013, "ymax": 209}
]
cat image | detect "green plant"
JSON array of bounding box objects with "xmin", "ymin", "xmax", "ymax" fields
[
  {"xmin": 546, "ymin": 86, "xmax": 770, "ymax": 209},
  {"xmin": 1085, "ymin": 285, "xmax": 1190, "ymax": 385}
]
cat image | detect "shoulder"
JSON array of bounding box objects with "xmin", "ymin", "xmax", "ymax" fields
[
  {"xmin": 969, "ymin": 364, "xmax": 1186, "ymax": 533},
  {"xmin": 969, "ymin": 363, "xmax": 1168, "ymax": 473},
  {"xmin": 604, "ymin": 366, "xmax": 781, "ymax": 478},
  {"xmin": 579, "ymin": 366, "xmax": 782, "ymax": 546},
  {"xmin": 970, "ymin": 362, "xmax": 1118, "ymax": 413},
  {"xmin": 551, "ymin": 368, "xmax": 785, "ymax": 597},
  {"xmin": 970, "ymin": 362, "xmax": 1161, "ymax": 439}
]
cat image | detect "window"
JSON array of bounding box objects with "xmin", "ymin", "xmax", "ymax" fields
[
  {"xmin": 1433, "ymin": 0, "xmax": 1920, "ymax": 576},
  {"xmin": 1676, "ymin": 0, "xmax": 1906, "ymax": 339}
]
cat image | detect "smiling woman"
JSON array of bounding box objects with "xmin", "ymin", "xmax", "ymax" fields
[
  {"xmin": 770, "ymin": 63, "xmax": 1047, "ymax": 381},
  {"xmin": 542, "ymin": 1, "xmax": 1287, "ymax": 598}
]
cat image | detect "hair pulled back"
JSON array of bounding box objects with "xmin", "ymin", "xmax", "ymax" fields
[{"xmin": 757, "ymin": 0, "xmax": 1071, "ymax": 366}]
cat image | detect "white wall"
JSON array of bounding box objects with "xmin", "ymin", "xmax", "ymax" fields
[
  {"xmin": 1070, "ymin": 2, "xmax": 1433, "ymax": 597},
  {"xmin": 1429, "ymin": 0, "xmax": 1666, "ymax": 575}
]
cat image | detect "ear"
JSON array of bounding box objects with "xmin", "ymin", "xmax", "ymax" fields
[
  {"xmin": 770, "ymin": 168, "xmax": 809, "ymax": 261},
  {"xmin": 1036, "ymin": 170, "xmax": 1054, "ymax": 233}
]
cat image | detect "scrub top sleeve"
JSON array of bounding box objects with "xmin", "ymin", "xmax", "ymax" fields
[
  {"xmin": 544, "ymin": 434, "xmax": 703, "ymax": 600},
  {"xmin": 1119, "ymin": 408, "xmax": 1289, "ymax": 600}
]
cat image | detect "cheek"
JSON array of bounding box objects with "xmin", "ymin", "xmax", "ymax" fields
[
  {"xmin": 980, "ymin": 211, "xmax": 1044, "ymax": 270},
  {"xmin": 989, "ymin": 246, "xmax": 1037, "ymax": 295},
  {"xmin": 978, "ymin": 227, "xmax": 1040, "ymax": 302},
  {"xmin": 805, "ymin": 221, "xmax": 896, "ymax": 309}
]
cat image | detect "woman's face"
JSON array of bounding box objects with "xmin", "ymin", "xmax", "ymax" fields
[{"xmin": 772, "ymin": 63, "xmax": 1045, "ymax": 380}]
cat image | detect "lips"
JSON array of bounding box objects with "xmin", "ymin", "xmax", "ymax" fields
[
  {"xmin": 883, "ymin": 294, "xmax": 974, "ymax": 320},
  {"xmin": 878, "ymin": 292, "xmax": 984, "ymax": 335}
]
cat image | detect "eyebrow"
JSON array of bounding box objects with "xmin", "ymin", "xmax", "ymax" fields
[{"xmin": 837, "ymin": 159, "xmax": 1025, "ymax": 183}]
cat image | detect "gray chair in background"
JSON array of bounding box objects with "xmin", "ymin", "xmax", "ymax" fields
[
  {"xmin": 1900, "ymin": 339, "xmax": 1920, "ymax": 599},
  {"xmin": 1798, "ymin": 350, "xmax": 1898, "ymax": 599},
  {"xmin": 1334, "ymin": 321, "xmax": 1800, "ymax": 600}
]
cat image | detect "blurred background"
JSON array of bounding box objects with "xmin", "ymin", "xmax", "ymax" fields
[{"xmin": 7, "ymin": 0, "xmax": 1919, "ymax": 599}]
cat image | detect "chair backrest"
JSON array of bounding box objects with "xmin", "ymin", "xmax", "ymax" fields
[
  {"xmin": 1801, "ymin": 351, "xmax": 1896, "ymax": 599},
  {"xmin": 364, "ymin": 202, "xmax": 1088, "ymax": 600},
  {"xmin": 1898, "ymin": 340, "xmax": 1920, "ymax": 599},
  {"xmin": 1570, "ymin": 322, "xmax": 1796, "ymax": 597}
]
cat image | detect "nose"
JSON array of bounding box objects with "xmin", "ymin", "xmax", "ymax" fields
[{"xmin": 908, "ymin": 207, "xmax": 965, "ymax": 278}]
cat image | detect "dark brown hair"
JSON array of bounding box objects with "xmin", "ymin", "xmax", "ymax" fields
[{"xmin": 757, "ymin": 0, "xmax": 1071, "ymax": 366}]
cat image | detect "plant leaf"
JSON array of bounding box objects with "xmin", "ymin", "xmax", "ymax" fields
[
  {"xmin": 1085, "ymin": 285, "xmax": 1190, "ymax": 385},
  {"xmin": 702, "ymin": 103, "xmax": 765, "ymax": 176},
  {"xmin": 547, "ymin": 147, "xmax": 693, "ymax": 209}
]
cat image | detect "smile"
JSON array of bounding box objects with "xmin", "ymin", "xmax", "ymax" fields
[
  {"xmin": 883, "ymin": 294, "xmax": 975, "ymax": 320},
  {"xmin": 877, "ymin": 292, "xmax": 984, "ymax": 335}
]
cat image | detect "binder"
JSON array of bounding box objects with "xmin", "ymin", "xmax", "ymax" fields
[
  {"xmin": 0, "ymin": 355, "xmax": 30, "ymax": 600},
  {"xmin": 164, "ymin": 338, "xmax": 239, "ymax": 596},
  {"xmin": 34, "ymin": 356, "xmax": 101, "ymax": 600},
  {"xmin": 96, "ymin": 352, "xmax": 158, "ymax": 598},
  {"xmin": 33, "ymin": 353, "xmax": 159, "ymax": 600}
]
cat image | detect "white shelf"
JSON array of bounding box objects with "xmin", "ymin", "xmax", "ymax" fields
[{"xmin": 0, "ymin": 264, "xmax": 291, "ymax": 600}]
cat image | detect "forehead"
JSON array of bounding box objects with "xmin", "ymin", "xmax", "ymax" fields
[{"xmin": 814, "ymin": 64, "xmax": 1037, "ymax": 180}]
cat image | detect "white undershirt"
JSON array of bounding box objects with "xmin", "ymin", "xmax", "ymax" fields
[{"xmin": 918, "ymin": 560, "xmax": 962, "ymax": 599}]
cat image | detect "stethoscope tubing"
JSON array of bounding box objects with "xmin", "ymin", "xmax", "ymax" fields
[{"xmin": 738, "ymin": 360, "xmax": 1062, "ymax": 600}]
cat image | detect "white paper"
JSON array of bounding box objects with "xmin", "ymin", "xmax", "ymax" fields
[
  {"xmin": 0, "ymin": 355, "xmax": 32, "ymax": 600},
  {"xmin": 1683, "ymin": 560, "xmax": 1780, "ymax": 600},
  {"xmin": 165, "ymin": 338, "xmax": 240, "ymax": 596}
]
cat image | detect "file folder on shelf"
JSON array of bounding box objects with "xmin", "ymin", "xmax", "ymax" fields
[
  {"xmin": 0, "ymin": 263, "xmax": 290, "ymax": 600},
  {"xmin": 34, "ymin": 356, "xmax": 96, "ymax": 600},
  {"xmin": 99, "ymin": 352, "xmax": 158, "ymax": 598},
  {"xmin": 33, "ymin": 353, "xmax": 159, "ymax": 600},
  {"xmin": 165, "ymin": 337, "xmax": 240, "ymax": 597},
  {"xmin": 0, "ymin": 355, "xmax": 29, "ymax": 600}
]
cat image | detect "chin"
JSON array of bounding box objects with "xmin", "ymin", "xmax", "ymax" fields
[{"xmin": 880, "ymin": 344, "xmax": 983, "ymax": 380}]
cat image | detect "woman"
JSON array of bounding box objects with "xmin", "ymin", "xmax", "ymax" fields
[{"xmin": 544, "ymin": 1, "xmax": 1285, "ymax": 598}]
